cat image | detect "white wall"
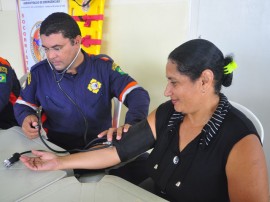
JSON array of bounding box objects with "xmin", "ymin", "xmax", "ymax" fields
[
  {"xmin": 101, "ymin": 0, "xmax": 190, "ymax": 116},
  {"xmin": 189, "ymin": 0, "xmax": 270, "ymax": 187}
]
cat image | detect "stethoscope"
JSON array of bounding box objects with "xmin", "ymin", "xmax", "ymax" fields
[
  {"xmin": 3, "ymin": 47, "xmax": 112, "ymax": 167},
  {"xmin": 47, "ymin": 46, "xmax": 81, "ymax": 83},
  {"xmin": 45, "ymin": 46, "xmax": 111, "ymax": 152}
]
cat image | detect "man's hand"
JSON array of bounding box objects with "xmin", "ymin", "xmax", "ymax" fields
[
  {"xmin": 20, "ymin": 150, "xmax": 59, "ymax": 171},
  {"xmin": 22, "ymin": 115, "xmax": 39, "ymax": 139},
  {"xmin": 98, "ymin": 124, "xmax": 131, "ymax": 141}
]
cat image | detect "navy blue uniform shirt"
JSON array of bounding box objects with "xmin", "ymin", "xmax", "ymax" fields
[
  {"xmin": 14, "ymin": 51, "xmax": 150, "ymax": 150},
  {"xmin": 0, "ymin": 57, "xmax": 20, "ymax": 129}
]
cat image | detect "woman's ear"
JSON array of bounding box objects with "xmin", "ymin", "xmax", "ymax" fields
[{"xmin": 200, "ymin": 69, "xmax": 214, "ymax": 92}]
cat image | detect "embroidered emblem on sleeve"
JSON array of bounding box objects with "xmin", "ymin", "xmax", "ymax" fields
[
  {"xmin": 88, "ymin": 78, "xmax": 102, "ymax": 94},
  {"xmin": 112, "ymin": 62, "xmax": 127, "ymax": 75},
  {"xmin": 0, "ymin": 66, "xmax": 8, "ymax": 74},
  {"xmin": 27, "ymin": 73, "xmax": 32, "ymax": 86},
  {"xmin": 0, "ymin": 73, "xmax": 7, "ymax": 83}
]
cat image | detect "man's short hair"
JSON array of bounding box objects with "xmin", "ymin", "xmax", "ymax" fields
[{"xmin": 40, "ymin": 12, "xmax": 81, "ymax": 40}]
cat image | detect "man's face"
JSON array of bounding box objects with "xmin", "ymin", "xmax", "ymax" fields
[{"xmin": 41, "ymin": 33, "xmax": 80, "ymax": 71}]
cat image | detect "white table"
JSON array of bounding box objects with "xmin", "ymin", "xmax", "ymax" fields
[
  {"xmin": 0, "ymin": 127, "xmax": 67, "ymax": 202},
  {"xmin": 22, "ymin": 175, "xmax": 168, "ymax": 202},
  {"xmin": 0, "ymin": 127, "xmax": 168, "ymax": 202}
]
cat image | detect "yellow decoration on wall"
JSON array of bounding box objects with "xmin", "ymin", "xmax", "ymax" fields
[{"xmin": 68, "ymin": 0, "xmax": 105, "ymax": 55}]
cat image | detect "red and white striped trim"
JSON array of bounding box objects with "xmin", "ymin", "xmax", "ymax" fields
[
  {"xmin": 16, "ymin": 97, "xmax": 38, "ymax": 111},
  {"xmin": 119, "ymin": 81, "xmax": 139, "ymax": 102}
]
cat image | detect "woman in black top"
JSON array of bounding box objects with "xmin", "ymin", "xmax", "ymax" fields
[{"xmin": 20, "ymin": 39, "xmax": 269, "ymax": 202}]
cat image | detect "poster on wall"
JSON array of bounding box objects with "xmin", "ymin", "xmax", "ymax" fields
[{"xmin": 16, "ymin": 0, "xmax": 68, "ymax": 72}]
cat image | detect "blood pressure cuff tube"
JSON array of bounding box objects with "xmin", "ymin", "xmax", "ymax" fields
[{"xmin": 113, "ymin": 119, "xmax": 155, "ymax": 162}]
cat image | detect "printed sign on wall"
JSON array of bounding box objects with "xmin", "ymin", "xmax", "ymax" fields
[{"xmin": 16, "ymin": 0, "xmax": 68, "ymax": 72}]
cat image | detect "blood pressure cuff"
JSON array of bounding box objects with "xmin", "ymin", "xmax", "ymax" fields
[{"xmin": 113, "ymin": 119, "xmax": 155, "ymax": 162}]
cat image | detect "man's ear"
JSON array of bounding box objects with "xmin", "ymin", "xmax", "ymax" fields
[{"xmin": 72, "ymin": 35, "xmax": 81, "ymax": 45}]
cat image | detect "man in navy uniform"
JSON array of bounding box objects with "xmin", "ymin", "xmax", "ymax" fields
[
  {"xmin": 0, "ymin": 57, "xmax": 21, "ymax": 129},
  {"xmin": 14, "ymin": 12, "xmax": 150, "ymax": 151}
]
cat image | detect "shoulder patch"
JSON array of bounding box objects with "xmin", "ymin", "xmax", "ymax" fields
[
  {"xmin": 27, "ymin": 73, "xmax": 32, "ymax": 86},
  {"xmin": 112, "ymin": 62, "xmax": 127, "ymax": 75},
  {"xmin": 0, "ymin": 66, "xmax": 8, "ymax": 74},
  {"xmin": 0, "ymin": 73, "xmax": 7, "ymax": 83}
]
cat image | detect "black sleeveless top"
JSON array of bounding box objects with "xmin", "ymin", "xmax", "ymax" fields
[{"xmin": 146, "ymin": 100, "xmax": 259, "ymax": 202}]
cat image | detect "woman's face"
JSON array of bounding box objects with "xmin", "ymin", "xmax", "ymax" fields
[{"xmin": 164, "ymin": 59, "xmax": 203, "ymax": 114}]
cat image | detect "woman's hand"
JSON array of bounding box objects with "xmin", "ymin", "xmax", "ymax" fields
[
  {"xmin": 98, "ymin": 124, "xmax": 131, "ymax": 141},
  {"xmin": 20, "ymin": 150, "xmax": 59, "ymax": 171}
]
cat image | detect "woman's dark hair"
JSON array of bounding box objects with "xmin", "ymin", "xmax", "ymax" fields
[
  {"xmin": 168, "ymin": 39, "xmax": 233, "ymax": 94},
  {"xmin": 40, "ymin": 12, "xmax": 81, "ymax": 42}
]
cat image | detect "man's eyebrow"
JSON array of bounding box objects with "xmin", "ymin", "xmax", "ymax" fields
[{"xmin": 42, "ymin": 44, "xmax": 61, "ymax": 48}]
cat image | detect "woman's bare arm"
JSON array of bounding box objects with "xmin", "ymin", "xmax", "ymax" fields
[
  {"xmin": 20, "ymin": 147, "xmax": 121, "ymax": 171},
  {"xmin": 226, "ymin": 134, "xmax": 269, "ymax": 202},
  {"xmin": 20, "ymin": 109, "xmax": 158, "ymax": 171}
]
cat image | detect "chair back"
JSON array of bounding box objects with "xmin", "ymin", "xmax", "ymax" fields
[
  {"xmin": 19, "ymin": 73, "xmax": 29, "ymax": 88},
  {"xmin": 112, "ymin": 97, "xmax": 122, "ymax": 128},
  {"xmin": 230, "ymin": 101, "xmax": 264, "ymax": 143}
]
